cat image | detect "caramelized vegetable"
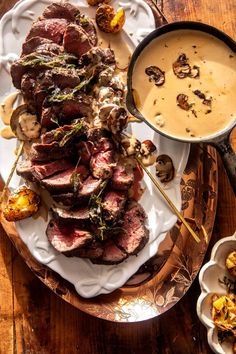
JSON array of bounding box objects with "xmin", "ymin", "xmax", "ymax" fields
[
  {"xmin": 212, "ymin": 294, "xmax": 236, "ymax": 335},
  {"xmin": 3, "ymin": 186, "xmax": 40, "ymax": 221},
  {"xmin": 87, "ymin": 0, "xmax": 110, "ymax": 5},
  {"xmin": 96, "ymin": 5, "xmax": 125, "ymax": 33},
  {"xmin": 226, "ymin": 251, "xmax": 236, "ymax": 277}
]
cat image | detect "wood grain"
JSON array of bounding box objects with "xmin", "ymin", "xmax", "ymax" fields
[{"xmin": 0, "ymin": 0, "xmax": 235, "ymax": 353}]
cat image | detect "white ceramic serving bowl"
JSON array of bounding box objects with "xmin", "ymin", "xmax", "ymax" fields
[{"xmin": 197, "ymin": 232, "xmax": 236, "ymax": 354}]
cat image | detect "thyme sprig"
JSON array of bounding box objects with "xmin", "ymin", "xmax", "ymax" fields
[
  {"xmin": 58, "ymin": 122, "xmax": 84, "ymax": 147},
  {"xmin": 48, "ymin": 76, "xmax": 94, "ymax": 103}
]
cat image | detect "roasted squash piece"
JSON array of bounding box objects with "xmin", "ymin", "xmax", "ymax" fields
[
  {"xmin": 96, "ymin": 5, "xmax": 125, "ymax": 33},
  {"xmin": 3, "ymin": 186, "xmax": 40, "ymax": 221},
  {"xmin": 226, "ymin": 251, "xmax": 236, "ymax": 277}
]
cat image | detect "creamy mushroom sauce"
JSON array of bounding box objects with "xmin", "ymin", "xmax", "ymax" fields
[
  {"xmin": 0, "ymin": 92, "xmax": 19, "ymax": 139},
  {"xmin": 132, "ymin": 30, "xmax": 236, "ymax": 140}
]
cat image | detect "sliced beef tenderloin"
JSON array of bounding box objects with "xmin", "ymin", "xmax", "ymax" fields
[
  {"xmin": 111, "ymin": 163, "xmax": 134, "ymax": 191},
  {"xmin": 11, "ymin": 51, "xmax": 56, "ymax": 89},
  {"xmin": 40, "ymin": 106, "xmax": 59, "ymax": 128},
  {"xmin": 16, "ymin": 158, "xmax": 73, "ymax": 181},
  {"xmin": 70, "ymin": 241, "xmax": 103, "ymax": 259},
  {"xmin": 76, "ymin": 15, "xmax": 97, "ymax": 46},
  {"xmin": 114, "ymin": 202, "xmax": 149, "ymax": 255},
  {"xmin": 90, "ymin": 150, "xmax": 114, "ymax": 179},
  {"xmin": 63, "ymin": 24, "xmax": 92, "ymax": 58},
  {"xmin": 51, "ymin": 192, "xmax": 76, "ymax": 206},
  {"xmin": 78, "ymin": 175, "xmax": 103, "ymax": 199},
  {"xmin": 38, "ymin": 67, "xmax": 81, "ymax": 90},
  {"xmin": 42, "ymin": 2, "xmax": 80, "ymax": 22},
  {"xmin": 26, "ymin": 18, "xmax": 68, "ymax": 44},
  {"xmin": 60, "ymin": 93, "xmax": 93, "ymax": 118},
  {"xmin": 41, "ymin": 122, "xmax": 85, "ymax": 144},
  {"xmin": 11, "ymin": 60, "xmax": 27, "ymax": 89},
  {"xmin": 52, "ymin": 176, "xmax": 102, "ymax": 206},
  {"xmin": 92, "ymin": 137, "xmax": 113, "ymax": 154},
  {"xmin": 92, "ymin": 240, "xmax": 128, "ymax": 265},
  {"xmin": 46, "ymin": 218, "xmax": 93, "ymax": 254},
  {"xmin": 21, "ymin": 73, "xmax": 37, "ymax": 104},
  {"xmin": 16, "ymin": 160, "xmax": 35, "ymax": 181},
  {"xmin": 22, "ymin": 36, "xmax": 63, "ymax": 56},
  {"xmin": 79, "ymin": 47, "xmax": 115, "ymax": 68},
  {"xmin": 30, "ymin": 142, "xmax": 74, "ymax": 162},
  {"xmin": 52, "ymin": 206, "xmax": 90, "ymax": 223},
  {"xmin": 77, "ymin": 141, "xmax": 93, "ymax": 165},
  {"xmin": 102, "ymin": 190, "xmax": 127, "ymax": 222},
  {"xmin": 41, "ymin": 165, "xmax": 89, "ymax": 192}
]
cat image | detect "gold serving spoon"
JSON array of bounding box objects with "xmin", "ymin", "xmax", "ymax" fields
[
  {"xmin": 135, "ymin": 155, "xmax": 202, "ymax": 243},
  {"xmin": 0, "ymin": 141, "xmax": 24, "ymax": 205}
]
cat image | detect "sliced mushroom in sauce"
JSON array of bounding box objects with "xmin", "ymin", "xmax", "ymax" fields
[
  {"xmin": 145, "ymin": 66, "xmax": 165, "ymax": 86},
  {"xmin": 172, "ymin": 54, "xmax": 191, "ymax": 79},
  {"xmin": 176, "ymin": 94, "xmax": 192, "ymax": 111}
]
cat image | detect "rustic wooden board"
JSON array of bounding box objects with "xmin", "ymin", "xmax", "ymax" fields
[{"xmin": 0, "ymin": 0, "xmax": 235, "ymax": 353}]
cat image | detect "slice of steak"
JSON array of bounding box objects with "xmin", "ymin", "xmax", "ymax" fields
[
  {"xmin": 79, "ymin": 47, "xmax": 115, "ymax": 67},
  {"xmin": 39, "ymin": 67, "xmax": 81, "ymax": 90},
  {"xmin": 21, "ymin": 73, "xmax": 37, "ymax": 104},
  {"xmin": 114, "ymin": 202, "xmax": 149, "ymax": 255},
  {"xmin": 42, "ymin": 3, "xmax": 80, "ymax": 22},
  {"xmin": 52, "ymin": 206, "xmax": 90, "ymax": 223},
  {"xmin": 40, "ymin": 106, "xmax": 59, "ymax": 128},
  {"xmin": 22, "ymin": 36, "xmax": 63, "ymax": 56},
  {"xmin": 26, "ymin": 18, "xmax": 68, "ymax": 44},
  {"xmin": 11, "ymin": 51, "xmax": 57, "ymax": 89},
  {"xmin": 60, "ymin": 93, "xmax": 93, "ymax": 118},
  {"xmin": 46, "ymin": 219, "xmax": 92, "ymax": 254},
  {"xmin": 41, "ymin": 165, "xmax": 89, "ymax": 192},
  {"xmin": 70, "ymin": 241, "xmax": 103, "ymax": 259},
  {"xmin": 76, "ymin": 15, "xmax": 97, "ymax": 46},
  {"xmin": 11, "ymin": 60, "xmax": 27, "ymax": 89},
  {"xmin": 41, "ymin": 123, "xmax": 85, "ymax": 144},
  {"xmin": 90, "ymin": 150, "xmax": 114, "ymax": 179},
  {"xmin": 92, "ymin": 240, "xmax": 128, "ymax": 265},
  {"xmin": 77, "ymin": 141, "xmax": 93, "ymax": 165},
  {"xmin": 16, "ymin": 160, "xmax": 35, "ymax": 181},
  {"xmin": 78, "ymin": 175, "xmax": 102, "ymax": 199},
  {"xmin": 111, "ymin": 163, "xmax": 134, "ymax": 191},
  {"xmin": 91, "ymin": 137, "xmax": 113, "ymax": 154},
  {"xmin": 51, "ymin": 192, "xmax": 75, "ymax": 206},
  {"xmin": 63, "ymin": 24, "xmax": 92, "ymax": 58},
  {"xmin": 102, "ymin": 190, "xmax": 127, "ymax": 221},
  {"xmin": 17, "ymin": 159, "xmax": 74, "ymax": 181},
  {"xmin": 30, "ymin": 142, "xmax": 73, "ymax": 162},
  {"xmin": 34, "ymin": 159, "xmax": 74, "ymax": 180}
]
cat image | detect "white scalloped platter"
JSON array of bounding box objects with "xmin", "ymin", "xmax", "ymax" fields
[
  {"xmin": 0, "ymin": 0, "xmax": 189, "ymax": 298},
  {"xmin": 197, "ymin": 233, "xmax": 236, "ymax": 354}
]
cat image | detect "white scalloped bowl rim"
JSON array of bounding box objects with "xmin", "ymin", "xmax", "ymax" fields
[{"xmin": 197, "ymin": 232, "xmax": 236, "ymax": 354}]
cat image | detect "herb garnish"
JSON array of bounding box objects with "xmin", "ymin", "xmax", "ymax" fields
[
  {"xmin": 59, "ymin": 122, "xmax": 84, "ymax": 147},
  {"xmin": 48, "ymin": 76, "xmax": 94, "ymax": 103}
]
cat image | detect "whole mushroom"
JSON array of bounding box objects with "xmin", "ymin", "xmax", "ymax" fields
[
  {"xmin": 10, "ymin": 104, "xmax": 41, "ymax": 141},
  {"xmin": 155, "ymin": 155, "xmax": 175, "ymax": 183}
]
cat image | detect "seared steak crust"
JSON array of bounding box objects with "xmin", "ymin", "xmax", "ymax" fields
[
  {"xmin": 114, "ymin": 202, "xmax": 149, "ymax": 255},
  {"xmin": 46, "ymin": 219, "xmax": 93, "ymax": 254},
  {"xmin": 26, "ymin": 18, "xmax": 68, "ymax": 44}
]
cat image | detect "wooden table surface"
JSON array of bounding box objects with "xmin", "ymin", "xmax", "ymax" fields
[{"xmin": 0, "ymin": 0, "xmax": 235, "ymax": 353}]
